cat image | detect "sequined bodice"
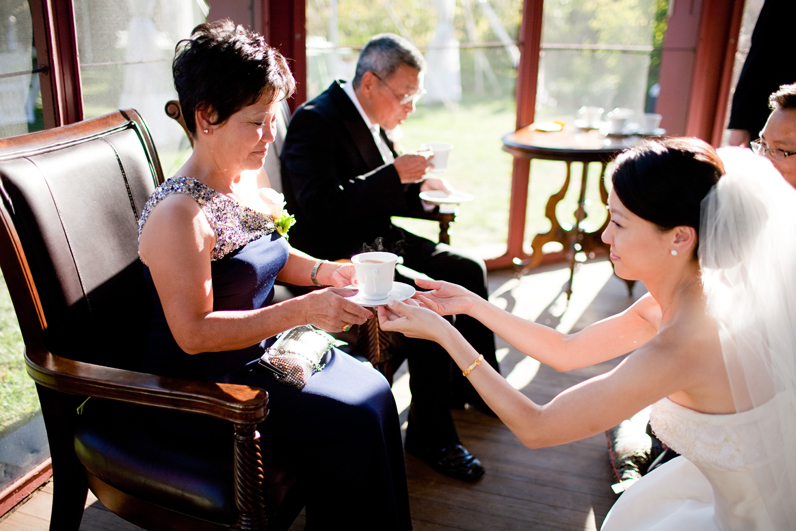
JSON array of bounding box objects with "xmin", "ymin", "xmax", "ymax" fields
[
  {"xmin": 138, "ymin": 175, "xmax": 277, "ymax": 261},
  {"xmin": 138, "ymin": 175, "xmax": 290, "ymax": 382}
]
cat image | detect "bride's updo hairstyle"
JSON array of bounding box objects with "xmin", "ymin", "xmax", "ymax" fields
[
  {"xmin": 608, "ymin": 137, "xmax": 724, "ymax": 255},
  {"xmin": 172, "ymin": 18, "xmax": 295, "ymax": 137}
]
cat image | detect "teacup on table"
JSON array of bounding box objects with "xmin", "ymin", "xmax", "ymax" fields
[
  {"xmin": 605, "ymin": 108, "xmax": 635, "ymax": 134},
  {"xmin": 577, "ymin": 106, "xmax": 604, "ymax": 129},
  {"xmin": 420, "ymin": 142, "xmax": 453, "ymax": 173},
  {"xmin": 639, "ymin": 113, "xmax": 662, "ymax": 134},
  {"xmin": 351, "ymin": 251, "xmax": 398, "ymax": 301}
]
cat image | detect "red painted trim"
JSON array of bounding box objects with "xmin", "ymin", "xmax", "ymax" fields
[
  {"xmin": 0, "ymin": 459, "xmax": 52, "ymax": 518},
  {"xmin": 710, "ymin": 0, "xmax": 745, "ymax": 146},
  {"xmin": 32, "ymin": 0, "xmax": 82, "ymax": 126},
  {"xmin": 489, "ymin": 0, "xmax": 543, "ymax": 269},
  {"xmin": 29, "ymin": 0, "xmax": 56, "ymax": 129},
  {"xmin": 684, "ymin": 0, "xmax": 738, "ymax": 142},
  {"xmin": 656, "ymin": 0, "xmax": 702, "ymax": 137},
  {"xmin": 514, "ymin": 0, "xmax": 543, "ymax": 130},
  {"xmin": 265, "ymin": 0, "xmax": 306, "ymax": 110}
]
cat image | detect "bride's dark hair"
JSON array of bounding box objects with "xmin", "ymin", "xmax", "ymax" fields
[{"xmin": 609, "ymin": 138, "xmax": 724, "ymax": 245}]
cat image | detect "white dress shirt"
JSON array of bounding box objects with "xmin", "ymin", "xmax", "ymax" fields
[{"xmin": 343, "ymin": 80, "xmax": 395, "ymax": 164}]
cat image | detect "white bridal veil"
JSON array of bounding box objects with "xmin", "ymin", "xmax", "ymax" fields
[{"xmin": 700, "ymin": 148, "xmax": 796, "ymax": 529}]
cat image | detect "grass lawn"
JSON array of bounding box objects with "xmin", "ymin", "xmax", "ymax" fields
[
  {"xmin": 0, "ymin": 269, "xmax": 40, "ymax": 439},
  {"xmin": 395, "ymin": 96, "xmax": 608, "ymax": 258}
]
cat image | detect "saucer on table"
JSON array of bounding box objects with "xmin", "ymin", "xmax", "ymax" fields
[
  {"xmin": 345, "ymin": 282, "xmax": 416, "ymax": 307},
  {"xmin": 574, "ymin": 119, "xmax": 602, "ymax": 130},
  {"xmin": 600, "ymin": 125, "xmax": 637, "ymax": 137},
  {"xmin": 638, "ymin": 127, "xmax": 666, "ymax": 137},
  {"xmin": 418, "ymin": 190, "xmax": 475, "ymax": 204}
]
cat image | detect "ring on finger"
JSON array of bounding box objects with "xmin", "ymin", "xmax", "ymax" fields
[{"xmin": 342, "ymin": 323, "xmax": 351, "ymax": 332}]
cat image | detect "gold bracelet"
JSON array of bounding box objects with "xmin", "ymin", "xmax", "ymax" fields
[
  {"xmin": 310, "ymin": 260, "xmax": 325, "ymax": 287},
  {"xmin": 462, "ymin": 354, "xmax": 484, "ymax": 377}
]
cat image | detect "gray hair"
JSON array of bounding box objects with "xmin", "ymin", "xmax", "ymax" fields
[
  {"xmin": 769, "ymin": 83, "xmax": 796, "ymax": 111},
  {"xmin": 353, "ymin": 33, "xmax": 426, "ymax": 87}
]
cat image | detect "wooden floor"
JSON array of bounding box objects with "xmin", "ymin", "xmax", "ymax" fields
[{"xmin": 0, "ymin": 260, "xmax": 645, "ymax": 531}]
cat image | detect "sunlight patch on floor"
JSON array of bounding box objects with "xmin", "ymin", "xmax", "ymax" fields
[
  {"xmin": 393, "ymin": 261, "xmax": 616, "ymax": 423},
  {"xmin": 505, "ymin": 356, "xmax": 541, "ymax": 389},
  {"xmin": 491, "ymin": 261, "xmax": 614, "ymax": 333},
  {"xmin": 554, "ymin": 262, "xmax": 614, "ymax": 334},
  {"xmin": 393, "ymin": 371, "xmax": 412, "ymax": 422}
]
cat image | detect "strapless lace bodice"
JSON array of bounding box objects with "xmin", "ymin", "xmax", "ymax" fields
[
  {"xmin": 639, "ymin": 396, "xmax": 788, "ymax": 530},
  {"xmin": 649, "ymin": 397, "xmax": 774, "ymax": 470}
]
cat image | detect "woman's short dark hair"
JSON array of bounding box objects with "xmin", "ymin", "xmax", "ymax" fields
[
  {"xmin": 173, "ymin": 19, "xmax": 295, "ymax": 136},
  {"xmin": 609, "ymin": 137, "xmax": 724, "ymax": 250}
]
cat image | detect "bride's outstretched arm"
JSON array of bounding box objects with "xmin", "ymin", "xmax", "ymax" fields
[
  {"xmin": 414, "ymin": 278, "xmax": 660, "ymax": 371},
  {"xmin": 378, "ymin": 299, "xmax": 694, "ymax": 448}
]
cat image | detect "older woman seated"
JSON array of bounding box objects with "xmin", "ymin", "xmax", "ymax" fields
[{"xmin": 137, "ymin": 19, "xmax": 411, "ymax": 530}]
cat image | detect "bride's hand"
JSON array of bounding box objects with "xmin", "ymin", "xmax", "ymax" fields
[
  {"xmin": 412, "ymin": 278, "xmax": 477, "ymax": 316},
  {"xmin": 377, "ymin": 299, "xmax": 451, "ymax": 342}
]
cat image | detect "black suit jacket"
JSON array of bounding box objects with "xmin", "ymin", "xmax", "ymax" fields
[
  {"xmin": 727, "ymin": 0, "xmax": 796, "ymax": 136},
  {"xmin": 281, "ymin": 81, "xmax": 423, "ymax": 259}
]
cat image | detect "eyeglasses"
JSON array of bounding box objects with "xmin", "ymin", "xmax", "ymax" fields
[
  {"xmin": 750, "ymin": 139, "xmax": 796, "ymax": 161},
  {"xmin": 371, "ymin": 72, "xmax": 426, "ymax": 105}
]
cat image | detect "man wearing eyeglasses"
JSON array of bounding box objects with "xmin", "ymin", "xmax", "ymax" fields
[
  {"xmin": 752, "ymin": 84, "xmax": 796, "ymax": 188},
  {"xmin": 281, "ymin": 33, "xmax": 499, "ymax": 482}
]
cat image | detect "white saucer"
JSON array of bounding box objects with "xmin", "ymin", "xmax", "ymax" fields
[
  {"xmin": 345, "ymin": 282, "xmax": 416, "ymax": 307},
  {"xmin": 419, "ymin": 190, "xmax": 474, "ymax": 204},
  {"xmin": 574, "ymin": 119, "xmax": 602, "ymax": 130},
  {"xmin": 638, "ymin": 127, "xmax": 666, "ymax": 137},
  {"xmin": 600, "ymin": 126, "xmax": 637, "ymax": 137}
]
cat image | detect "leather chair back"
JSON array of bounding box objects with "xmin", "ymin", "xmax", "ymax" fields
[
  {"xmin": 0, "ymin": 110, "xmax": 303, "ymax": 530},
  {"xmin": 0, "ymin": 110, "xmax": 160, "ymax": 371}
]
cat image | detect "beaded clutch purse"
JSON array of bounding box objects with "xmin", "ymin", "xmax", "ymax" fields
[{"xmin": 258, "ymin": 325, "xmax": 342, "ymax": 389}]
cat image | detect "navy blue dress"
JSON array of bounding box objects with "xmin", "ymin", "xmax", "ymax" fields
[{"xmin": 138, "ymin": 177, "xmax": 411, "ymax": 530}]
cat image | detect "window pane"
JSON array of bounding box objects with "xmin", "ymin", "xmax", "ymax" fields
[
  {"xmin": 0, "ymin": 0, "xmax": 48, "ymax": 496},
  {"xmin": 0, "ymin": 0, "xmax": 43, "ymax": 139},
  {"xmin": 528, "ymin": 1, "xmax": 667, "ymax": 256},
  {"xmin": 74, "ymin": 0, "xmax": 206, "ymax": 174},
  {"xmin": 537, "ymin": 0, "xmax": 669, "ymax": 121},
  {"xmin": 306, "ymin": 0, "xmax": 520, "ymax": 257}
]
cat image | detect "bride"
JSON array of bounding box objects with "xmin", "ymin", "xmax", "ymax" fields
[{"xmin": 377, "ymin": 138, "xmax": 796, "ymax": 530}]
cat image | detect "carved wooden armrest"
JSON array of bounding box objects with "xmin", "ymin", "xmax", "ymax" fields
[
  {"xmin": 26, "ymin": 346, "xmax": 271, "ymax": 528},
  {"xmin": 25, "ymin": 347, "xmax": 267, "ymax": 425}
]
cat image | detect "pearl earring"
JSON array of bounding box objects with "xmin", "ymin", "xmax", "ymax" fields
[
  {"xmin": 203, "ymin": 129, "xmax": 209, "ymax": 134},
  {"xmin": 671, "ymin": 249, "xmax": 678, "ymax": 256}
]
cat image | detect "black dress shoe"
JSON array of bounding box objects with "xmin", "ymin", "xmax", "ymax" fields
[{"xmin": 405, "ymin": 442, "xmax": 485, "ymax": 481}]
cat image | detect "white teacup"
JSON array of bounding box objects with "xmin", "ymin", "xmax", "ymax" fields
[
  {"xmin": 577, "ymin": 106, "xmax": 604, "ymax": 128},
  {"xmin": 420, "ymin": 142, "xmax": 453, "ymax": 173},
  {"xmin": 605, "ymin": 108, "xmax": 634, "ymax": 133},
  {"xmin": 639, "ymin": 113, "xmax": 662, "ymax": 133},
  {"xmin": 351, "ymin": 251, "xmax": 398, "ymax": 301}
]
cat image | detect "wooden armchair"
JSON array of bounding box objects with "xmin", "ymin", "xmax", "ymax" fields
[{"xmin": 0, "ymin": 110, "xmax": 304, "ymax": 530}]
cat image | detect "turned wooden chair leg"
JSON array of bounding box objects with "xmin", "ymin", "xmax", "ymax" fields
[
  {"xmin": 36, "ymin": 386, "xmax": 88, "ymax": 531},
  {"xmin": 358, "ymin": 309, "xmax": 394, "ymax": 385}
]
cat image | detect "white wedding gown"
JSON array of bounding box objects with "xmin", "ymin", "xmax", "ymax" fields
[
  {"xmin": 601, "ymin": 149, "xmax": 796, "ymax": 530},
  {"xmin": 601, "ymin": 395, "xmax": 789, "ymax": 531}
]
